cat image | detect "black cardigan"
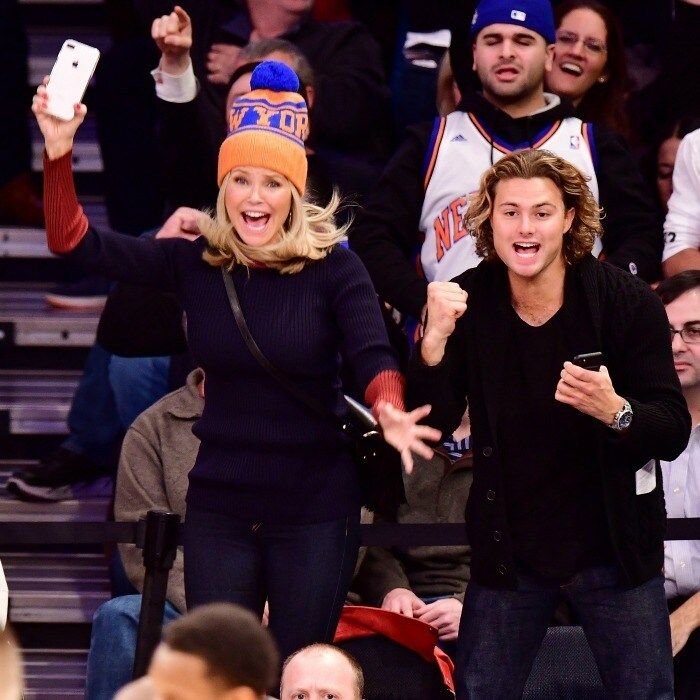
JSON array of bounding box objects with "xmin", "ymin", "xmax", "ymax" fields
[{"xmin": 407, "ymin": 256, "xmax": 690, "ymax": 589}]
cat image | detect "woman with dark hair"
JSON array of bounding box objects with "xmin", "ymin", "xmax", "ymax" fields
[
  {"xmin": 654, "ymin": 116, "xmax": 700, "ymax": 211},
  {"xmin": 547, "ymin": 0, "xmax": 629, "ymax": 136}
]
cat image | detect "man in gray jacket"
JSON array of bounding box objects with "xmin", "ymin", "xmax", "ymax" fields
[
  {"xmin": 85, "ymin": 368, "xmax": 203, "ymax": 699},
  {"xmin": 353, "ymin": 446, "xmax": 472, "ymax": 647}
]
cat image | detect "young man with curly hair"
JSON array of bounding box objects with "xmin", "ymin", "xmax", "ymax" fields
[{"xmin": 401, "ymin": 149, "xmax": 690, "ymax": 698}]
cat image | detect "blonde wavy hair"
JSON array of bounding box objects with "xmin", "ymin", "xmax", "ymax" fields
[
  {"xmin": 465, "ymin": 149, "xmax": 603, "ymax": 264},
  {"xmin": 200, "ymin": 172, "xmax": 349, "ymax": 274}
]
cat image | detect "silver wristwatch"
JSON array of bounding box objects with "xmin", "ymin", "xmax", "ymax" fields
[{"xmin": 610, "ymin": 400, "xmax": 633, "ymax": 432}]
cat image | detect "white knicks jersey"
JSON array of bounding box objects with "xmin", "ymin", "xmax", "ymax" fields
[{"xmin": 418, "ymin": 111, "xmax": 601, "ymax": 283}]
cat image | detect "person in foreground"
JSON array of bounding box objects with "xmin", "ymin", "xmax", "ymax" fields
[
  {"xmin": 114, "ymin": 603, "xmax": 278, "ymax": 700},
  {"xmin": 33, "ymin": 60, "xmax": 435, "ymax": 666},
  {"xmin": 279, "ymin": 643, "xmax": 364, "ymax": 700},
  {"xmin": 402, "ymin": 149, "xmax": 691, "ymax": 699}
]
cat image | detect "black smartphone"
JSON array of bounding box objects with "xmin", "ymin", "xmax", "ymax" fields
[{"xmin": 572, "ymin": 351, "xmax": 604, "ymax": 371}]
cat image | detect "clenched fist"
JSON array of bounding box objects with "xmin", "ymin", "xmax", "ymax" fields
[{"xmin": 421, "ymin": 281, "xmax": 467, "ymax": 366}]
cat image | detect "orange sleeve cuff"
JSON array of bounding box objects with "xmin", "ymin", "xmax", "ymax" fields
[
  {"xmin": 365, "ymin": 369, "xmax": 406, "ymax": 418},
  {"xmin": 43, "ymin": 150, "xmax": 89, "ymax": 253}
]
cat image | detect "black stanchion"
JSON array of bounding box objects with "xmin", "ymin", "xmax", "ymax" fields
[{"xmin": 132, "ymin": 510, "xmax": 181, "ymax": 679}]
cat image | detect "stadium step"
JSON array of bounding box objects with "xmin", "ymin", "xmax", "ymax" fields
[
  {"xmin": 23, "ymin": 647, "xmax": 88, "ymax": 696},
  {"xmin": 0, "ymin": 370, "xmax": 78, "ymax": 435},
  {"xmin": 0, "ymin": 282, "xmax": 99, "ymax": 349},
  {"xmin": 0, "ymin": 198, "xmax": 112, "ymax": 284}
]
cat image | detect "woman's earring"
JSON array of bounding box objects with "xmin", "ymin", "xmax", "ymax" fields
[
  {"xmin": 286, "ymin": 211, "xmax": 293, "ymax": 228},
  {"xmin": 598, "ymin": 75, "xmax": 608, "ymax": 83}
]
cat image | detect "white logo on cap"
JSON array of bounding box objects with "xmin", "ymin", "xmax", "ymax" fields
[
  {"xmin": 511, "ymin": 9, "xmax": 527, "ymax": 21},
  {"xmin": 472, "ymin": 10, "xmax": 478, "ymax": 25}
]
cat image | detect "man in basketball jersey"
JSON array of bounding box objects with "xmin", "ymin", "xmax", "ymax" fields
[{"xmin": 351, "ymin": 0, "xmax": 662, "ymax": 327}]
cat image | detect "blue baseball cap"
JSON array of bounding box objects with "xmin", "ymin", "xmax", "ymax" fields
[{"xmin": 470, "ymin": 0, "xmax": 556, "ymax": 44}]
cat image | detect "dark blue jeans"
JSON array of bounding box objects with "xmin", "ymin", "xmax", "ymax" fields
[
  {"xmin": 183, "ymin": 504, "xmax": 360, "ymax": 663},
  {"xmin": 456, "ymin": 566, "xmax": 673, "ymax": 699},
  {"xmin": 86, "ymin": 595, "xmax": 180, "ymax": 700}
]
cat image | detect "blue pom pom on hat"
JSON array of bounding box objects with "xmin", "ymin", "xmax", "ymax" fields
[
  {"xmin": 250, "ymin": 60, "xmax": 300, "ymax": 93},
  {"xmin": 218, "ymin": 60, "xmax": 309, "ymax": 192}
]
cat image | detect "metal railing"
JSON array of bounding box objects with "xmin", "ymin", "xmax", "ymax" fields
[{"xmin": 2, "ymin": 513, "xmax": 699, "ymax": 677}]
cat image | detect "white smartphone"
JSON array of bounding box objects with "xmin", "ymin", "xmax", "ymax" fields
[{"xmin": 45, "ymin": 39, "xmax": 100, "ymax": 121}]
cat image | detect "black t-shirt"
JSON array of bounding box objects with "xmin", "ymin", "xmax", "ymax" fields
[{"xmin": 497, "ymin": 273, "xmax": 614, "ymax": 579}]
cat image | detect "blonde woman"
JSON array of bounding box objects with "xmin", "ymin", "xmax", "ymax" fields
[{"xmin": 33, "ymin": 61, "xmax": 437, "ymax": 663}]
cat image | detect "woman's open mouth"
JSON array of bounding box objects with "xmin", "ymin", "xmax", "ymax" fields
[
  {"xmin": 242, "ymin": 211, "xmax": 270, "ymax": 230},
  {"xmin": 559, "ymin": 61, "xmax": 584, "ymax": 77}
]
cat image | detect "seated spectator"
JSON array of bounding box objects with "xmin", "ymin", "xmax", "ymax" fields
[
  {"xmin": 662, "ymin": 128, "xmax": 700, "ymax": 276},
  {"xmin": 547, "ymin": 0, "xmax": 630, "ymax": 138},
  {"xmin": 0, "ymin": 627, "xmax": 22, "ymax": 700},
  {"xmin": 352, "ymin": 418, "xmax": 472, "ymax": 653},
  {"xmin": 280, "ymin": 643, "xmax": 363, "ymax": 700},
  {"xmin": 85, "ymin": 368, "xmax": 203, "ymax": 699},
  {"xmin": 657, "ymin": 271, "xmax": 700, "ymax": 700},
  {"xmin": 144, "ymin": 603, "xmax": 277, "ymax": 700}
]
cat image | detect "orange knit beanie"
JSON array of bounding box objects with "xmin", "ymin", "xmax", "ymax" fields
[{"xmin": 217, "ymin": 61, "xmax": 309, "ymax": 194}]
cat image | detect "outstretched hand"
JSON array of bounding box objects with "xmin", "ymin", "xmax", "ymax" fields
[
  {"xmin": 31, "ymin": 77, "xmax": 86, "ymax": 160},
  {"xmin": 377, "ymin": 403, "xmax": 441, "ymax": 474}
]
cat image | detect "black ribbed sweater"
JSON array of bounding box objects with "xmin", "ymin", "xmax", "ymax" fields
[{"xmin": 45, "ymin": 154, "xmax": 401, "ymax": 523}]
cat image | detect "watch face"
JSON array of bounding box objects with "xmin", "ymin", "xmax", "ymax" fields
[{"xmin": 619, "ymin": 411, "xmax": 633, "ymax": 429}]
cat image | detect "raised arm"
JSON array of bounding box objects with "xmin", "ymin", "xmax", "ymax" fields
[
  {"xmin": 32, "ymin": 80, "xmax": 184, "ymax": 290},
  {"xmin": 151, "ymin": 6, "xmax": 220, "ymax": 210},
  {"xmin": 405, "ymin": 281, "xmax": 470, "ymax": 438}
]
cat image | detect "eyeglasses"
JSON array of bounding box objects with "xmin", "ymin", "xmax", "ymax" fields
[
  {"xmin": 555, "ymin": 31, "xmax": 607, "ymax": 55},
  {"xmin": 669, "ymin": 324, "xmax": 700, "ymax": 344}
]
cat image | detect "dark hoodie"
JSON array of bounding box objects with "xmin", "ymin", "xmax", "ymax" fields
[{"xmin": 350, "ymin": 91, "xmax": 663, "ymax": 320}]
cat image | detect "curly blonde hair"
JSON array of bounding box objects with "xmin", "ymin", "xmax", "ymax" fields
[
  {"xmin": 465, "ymin": 149, "xmax": 603, "ymax": 264},
  {"xmin": 200, "ymin": 172, "xmax": 349, "ymax": 274}
]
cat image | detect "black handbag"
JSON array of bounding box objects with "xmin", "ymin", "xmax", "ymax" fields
[{"xmin": 221, "ymin": 269, "xmax": 406, "ymax": 514}]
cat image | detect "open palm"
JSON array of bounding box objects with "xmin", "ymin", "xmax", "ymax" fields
[{"xmin": 377, "ymin": 403, "xmax": 441, "ymax": 474}]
